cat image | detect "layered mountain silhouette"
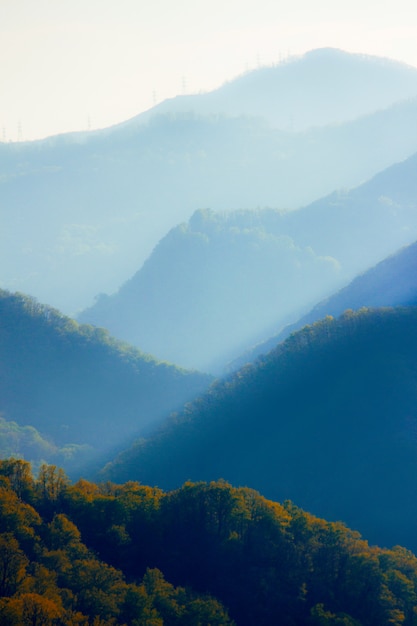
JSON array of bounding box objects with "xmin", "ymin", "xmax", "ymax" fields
[
  {"xmin": 4, "ymin": 45, "xmax": 417, "ymax": 624},
  {"xmin": 0, "ymin": 289, "xmax": 212, "ymax": 472},
  {"xmin": 233, "ymin": 238, "xmax": 417, "ymax": 368},
  {"xmin": 102, "ymin": 307, "xmax": 417, "ymax": 552},
  {"xmin": 80, "ymin": 151, "xmax": 417, "ymax": 372},
  {"xmin": 2, "ymin": 49, "xmax": 417, "ymax": 313}
]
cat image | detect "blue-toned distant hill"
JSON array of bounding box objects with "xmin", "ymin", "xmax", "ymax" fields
[
  {"xmin": 232, "ymin": 239, "xmax": 417, "ymax": 368},
  {"xmin": 130, "ymin": 47, "xmax": 417, "ymax": 131},
  {"xmin": 0, "ymin": 290, "xmax": 212, "ymax": 473},
  {"xmin": 101, "ymin": 307, "xmax": 417, "ymax": 552},
  {"xmin": 2, "ymin": 49, "xmax": 417, "ymax": 313},
  {"xmin": 79, "ymin": 151, "xmax": 417, "ymax": 372}
]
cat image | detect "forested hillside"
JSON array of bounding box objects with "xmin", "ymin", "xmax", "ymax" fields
[
  {"xmin": 1, "ymin": 460, "xmax": 417, "ymax": 625},
  {"xmin": 0, "ymin": 290, "xmax": 212, "ymax": 473},
  {"xmin": 102, "ymin": 307, "xmax": 417, "ymax": 552},
  {"xmin": 2, "ymin": 50, "xmax": 417, "ymax": 314},
  {"xmin": 4, "ymin": 40, "xmax": 417, "ymax": 625},
  {"xmin": 80, "ymin": 152, "xmax": 417, "ymax": 372},
  {"xmin": 79, "ymin": 208, "xmax": 340, "ymax": 371}
]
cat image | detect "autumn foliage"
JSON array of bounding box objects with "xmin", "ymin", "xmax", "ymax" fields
[{"xmin": 1, "ymin": 459, "xmax": 417, "ymax": 624}]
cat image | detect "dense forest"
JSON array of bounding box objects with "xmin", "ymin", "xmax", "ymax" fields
[
  {"xmin": 102, "ymin": 307, "xmax": 417, "ymax": 552},
  {"xmin": 3, "ymin": 47, "xmax": 417, "ymax": 622},
  {"xmin": 1, "ymin": 459, "xmax": 417, "ymax": 625},
  {"xmin": 0, "ymin": 289, "xmax": 211, "ymax": 473}
]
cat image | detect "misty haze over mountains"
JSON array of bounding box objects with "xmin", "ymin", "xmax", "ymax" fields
[
  {"xmin": 0, "ymin": 289, "xmax": 212, "ymax": 474},
  {"xmin": 132, "ymin": 47, "xmax": 417, "ymax": 130},
  {"xmin": 233, "ymin": 237, "xmax": 417, "ymax": 368},
  {"xmin": 80, "ymin": 151, "xmax": 417, "ymax": 372},
  {"xmin": 2, "ymin": 48, "xmax": 417, "ymax": 314},
  {"xmin": 4, "ymin": 44, "xmax": 417, "ymax": 626},
  {"xmin": 2, "ymin": 46, "xmax": 417, "ymax": 541}
]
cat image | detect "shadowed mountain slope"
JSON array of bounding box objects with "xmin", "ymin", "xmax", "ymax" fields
[
  {"xmin": 101, "ymin": 307, "xmax": 417, "ymax": 552},
  {"xmin": 80, "ymin": 152, "xmax": 417, "ymax": 372},
  {"xmin": 0, "ymin": 290, "xmax": 212, "ymax": 472}
]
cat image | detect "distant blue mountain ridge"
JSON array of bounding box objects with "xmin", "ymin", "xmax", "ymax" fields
[
  {"xmin": 79, "ymin": 150, "xmax": 417, "ymax": 372},
  {"xmin": 2, "ymin": 48, "xmax": 417, "ymax": 313}
]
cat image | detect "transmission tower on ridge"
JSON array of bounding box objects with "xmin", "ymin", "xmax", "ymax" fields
[{"xmin": 181, "ymin": 75, "xmax": 187, "ymax": 95}]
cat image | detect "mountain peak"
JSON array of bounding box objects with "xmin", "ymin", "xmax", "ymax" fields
[{"xmin": 126, "ymin": 48, "xmax": 417, "ymax": 133}]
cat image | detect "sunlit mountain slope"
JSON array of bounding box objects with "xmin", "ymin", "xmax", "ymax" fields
[{"xmin": 0, "ymin": 289, "xmax": 212, "ymax": 472}]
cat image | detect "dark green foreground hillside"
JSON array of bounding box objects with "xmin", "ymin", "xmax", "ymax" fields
[
  {"xmin": 1, "ymin": 459, "xmax": 417, "ymax": 625},
  {"xmin": 0, "ymin": 290, "xmax": 211, "ymax": 471},
  {"xmin": 103, "ymin": 307, "xmax": 417, "ymax": 551}
]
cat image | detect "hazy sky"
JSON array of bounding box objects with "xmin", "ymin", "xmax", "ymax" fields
[{"xmin": 1, "ymin": 0, "xmax": 417, "ymax": 141}]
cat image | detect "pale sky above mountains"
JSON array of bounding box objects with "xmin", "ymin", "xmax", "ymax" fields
[{"xmin": 1, "ymin": 0, "xmax": 417, "ymax": 141}]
